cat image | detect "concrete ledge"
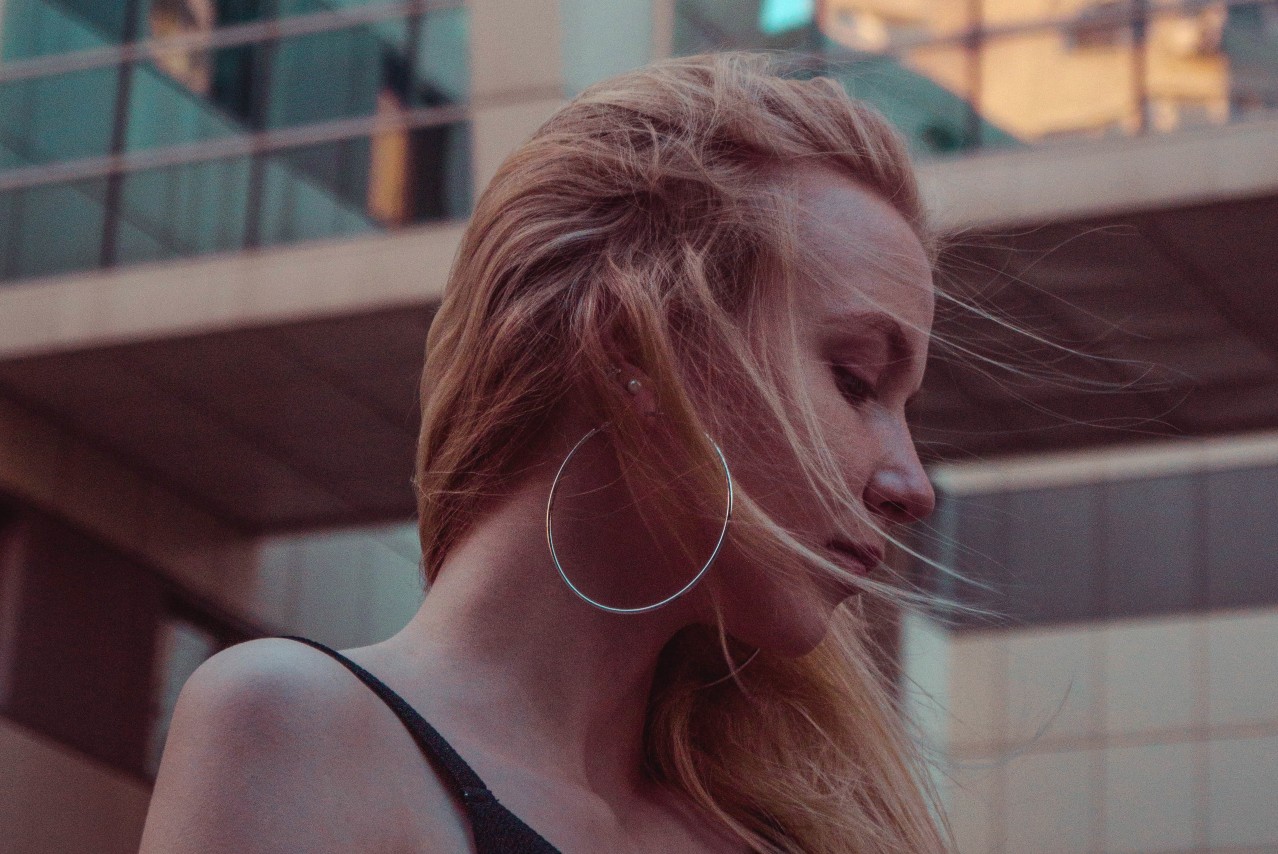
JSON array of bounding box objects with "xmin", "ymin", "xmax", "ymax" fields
[
  {"xmin": 0, "ymin": 220, "xmax": 465, "ymax": 360},
  {"xmin": 918, "ymin": 115, "xmax": 1278, "ymax": 232}
]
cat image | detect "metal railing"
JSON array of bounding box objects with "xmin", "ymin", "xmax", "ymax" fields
[{"xmin": 0, "ymin": 0, "xmax": 473, "ymax": 281}]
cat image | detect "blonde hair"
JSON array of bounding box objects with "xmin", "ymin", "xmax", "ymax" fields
[{"xmin": 415, "ymin": 51, "xmax": 958, "ymax": 852}]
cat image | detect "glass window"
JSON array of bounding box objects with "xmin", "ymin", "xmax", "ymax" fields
[
  {"xmin": 148, "ymin": 0, "xmax": 219, "ymax": 95},
  {"xmin": 258, "ymin": 138, "xmax": 382, "ymax": 244},
  {"xmin": 0, "ymin": 66, "xmax": 120, "ymax": 166},
  {"xmin": 2, "ymin": 0, "xmax": 119, "ymax": 60},
  {"xmin": 115, "ymin": 155, "xmax": 254, "ymax": 264},
  {"xmin": 264, "ymin": 8, "xmax": 469, "ymax": 131},
  {"xmin": 256, "ymin": 119, "xmax": 470, "ymax": 245},
  {"xmin": 0, "ymin": 0, "xmax": 473, "ymax": 283},
  {"xmin": 0, "ymin": 177, "xmax": 110, "ymax": 281},
  {"xmin": 126, "ymin": 59, "xmax": 253, "ymax": 151}
]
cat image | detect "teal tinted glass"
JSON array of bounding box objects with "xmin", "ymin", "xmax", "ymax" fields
[
  {"xmin": 278, "ymin": 0, "xmax": 404, "ymax": 14},
  {"xmin": 2, "ymin": 0, "xmax": 117, "ymax": 60},
  {"xmin": 0, "ymin": 66, "xmax": 120, "ymax": 165},
  {"xmin": 258, "ymin": 140, "xmax": 381, "ymax": 246},
  {"xmin": 264, "ymin": 7, "xmax": 469, "ymax": 130},
  {"xmin": 125, "ymin": 57, "xmax": 255, "ymax": 151},
  {"xmin": 0, "ymin": 178, "xmax": 109, "ymax": 280},
  {"xmin": 0, "ymin": 1, "xmax": 473, "ymax": 283},
  {"xmin": 256, "ymin": 118, "xmax": 471, "ymax": 247},
  {"xmin": 115, "ymin": 156, "xmax": 254, "ymax": 264},
  {"xmin": 1223, "ymin": 1, "xmax": 1278, "ymax": 118}
]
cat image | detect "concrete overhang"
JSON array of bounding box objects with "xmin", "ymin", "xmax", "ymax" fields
[{"xmin": 0, "ymin": 121, "xmax": 1275, "ymax": 532}]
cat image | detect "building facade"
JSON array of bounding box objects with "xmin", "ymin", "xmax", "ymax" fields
[{"xmin": 1, "ymin": 0, "xmax": 1276, "ymax": 851}]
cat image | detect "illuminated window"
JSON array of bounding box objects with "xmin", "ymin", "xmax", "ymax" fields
[
  {"xmin": 1065, "ymin": 0, "xmax": 1132, "ymax": 50},
  {"xmin": 150, "ymin": 0, "xmax": 217, "ymax": 95}
]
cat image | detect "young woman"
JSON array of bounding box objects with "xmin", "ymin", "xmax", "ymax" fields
[{"xmin": 140, "ymin": 51, "xmax": 955, "ymax": 853}]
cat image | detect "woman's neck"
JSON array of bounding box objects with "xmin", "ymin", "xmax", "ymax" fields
[{"xmin": 389, "ymin": 468, "xmax": 694, "ymax": 804}]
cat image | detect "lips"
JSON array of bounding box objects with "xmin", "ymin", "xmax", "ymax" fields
[{"xmin": 825, "ymin": 540, "xmax": 884, "ymax": 576}]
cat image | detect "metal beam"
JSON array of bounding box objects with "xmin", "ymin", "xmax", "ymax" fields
[
  {"xmin": 0, "ymin": 0, "xmax": 465, "ymax": 85},
  {"xmin": 0, "ymin": 103, "xmax": 467, "ymax": 193}
]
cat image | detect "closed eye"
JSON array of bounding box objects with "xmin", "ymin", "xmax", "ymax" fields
[{"xmin": 831, "ymin": 364, "xmax": 877, "ymax": 406}]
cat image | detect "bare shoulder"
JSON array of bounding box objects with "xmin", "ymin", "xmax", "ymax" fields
[{"xmin": 139, "ymin": 637, "xmax": 469, "ymax": 854}]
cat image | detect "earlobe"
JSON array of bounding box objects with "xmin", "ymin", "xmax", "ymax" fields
[{"xmin": 609, "ymin": 358, "xmax": 660, "ymax": 417}]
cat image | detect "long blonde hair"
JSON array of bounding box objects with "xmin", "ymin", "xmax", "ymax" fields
[{"xmin": 415, "ymin": 51, "xmax": 957, "ymax": 852}]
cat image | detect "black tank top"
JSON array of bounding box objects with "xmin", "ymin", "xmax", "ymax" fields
[{"xmin": 279, "ymin": 635, "xmax": 563, "ymax": 854}]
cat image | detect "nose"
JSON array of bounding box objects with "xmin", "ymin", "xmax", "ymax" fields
[{"xmin": 863, "ymin": 433, "xmax": 936, "ymax": 526}]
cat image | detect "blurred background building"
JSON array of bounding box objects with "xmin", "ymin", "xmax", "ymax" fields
[{"xmin": 0, "ymin": 0, "xmax": 1274, "ymax": 851}]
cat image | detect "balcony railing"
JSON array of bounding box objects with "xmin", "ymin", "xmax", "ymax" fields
[{"xmin": 0, "ymin": 0, "xmax": 471, "ymax": 284}]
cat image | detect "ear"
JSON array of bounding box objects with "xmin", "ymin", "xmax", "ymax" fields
[{"xmin": 609, "ymin": 356, "xmax": 660, "ymax": 418}]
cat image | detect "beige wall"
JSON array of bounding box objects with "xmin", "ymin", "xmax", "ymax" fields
[
  {"xmin": 915, "ymin": 111, "xmax": 1278, "ymax": 231},
  {"xmin": 0, "ymin": 719, "xmax": 151, "ymax": 854},
  {"xmin": 0, "ymin": 393, "xmax": 425, "ymax": 643},
  {"xmin": 904, "ymin": 606, "xmax": 1278, "ymax": 852},
  {"xmin": 0, "ymin": 397, "xmax": 426, "ymax": 854},
  {"xmin": 470, "ymin": 0, "xmax": 566, "ymax": 203},
  {"xmin": 253, "ymin": 522, "xmax": 425, "ymax": 649},
  {"xmin": 0, "ymin": 220, "xmax": 466, "ymax": 362},
  {"xmin": 0, "ymin": 396, "xmax": 256, "ymax": 619}
]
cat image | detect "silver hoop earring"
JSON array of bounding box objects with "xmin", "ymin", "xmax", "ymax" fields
[{"xmin": 545, "ymin": 422, "xmax": 734, "ymax": 615}]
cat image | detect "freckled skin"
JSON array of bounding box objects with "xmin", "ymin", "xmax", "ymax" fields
[{"xmin": 707, "ymin": 167, "xmax": 937, "ymax": 656}]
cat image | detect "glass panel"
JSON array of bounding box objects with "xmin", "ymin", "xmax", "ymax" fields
[
  {"xmin": 264, "ymin": 8, "xmax": 469, "ymax": 131},
  {"xmin": 126, "ymin": 57, "xmax": 255, "ymax": 151},
  {"xmin": 144, "ymin": 0, "xmax": 271, "ymax": 33},
  {"xmin": 265, "ymin": 24, "xmax": 387, "ymax": 127},
  {"xmin": 256, "ymin": 119, "xmax": 470, "ymax": 247},
  {"xmin": 0, "ymin": 66, "xmax": 120, "ymax": 165},
  {"xmin": 1222, "ymin": 0, "xmax": 1278, "ymax": 121},
  {"xmin": 1140, "ymin": 1, "xmax": 1232, "ymax": 133},
  {"xmin": 115, "ymin": 155, "xmax": 253, "ymax": 264},
  {"xmin": 978, "ymin": 21, "xmax": 1142, "ymax": 145},
  {"xmin": 2, "ymin": 0, "xmax": 117, "ymax": 60},
  {"xmin": 412, "ymin": 6, "xmax": 470, "ymax": 106},
  {"xmin": 278, "ymin": 0, "xmax": 405, "ymax": 15},
  {"xmin": 138, "ymin": 0, "xmax": 272, "ymax": 128},
  {"xmin": 367, "ymin": 117, "xmax": 472, "ymax": 224},
  {"xmin": 823, "ymin": 0, "xmax": 972, "ymax": 52},
  {"xmin": 825, "ymin": 50, "xmax": 991, "ymax": 156},
  {"xmin": 673, "ymin": 0, "xmax": 1000, "ymax": 155},
  {"xmin": 55, "ymin": 0, "xmax": 135, "ymax": 42},
  {"xmin": 0, "ymin": 177, "xmax": 109, "ymax": 282},
  {"xmin": 258, "ymin": 138, "xmax": 381, "ymax": 246},
  {"xmin": 675, "ymin": 0, "xmax": 822, "ymax": 54}
]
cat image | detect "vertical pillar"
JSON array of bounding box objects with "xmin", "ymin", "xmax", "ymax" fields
[{"xmin": 469, "ymin": 0, "xmax": 566, "ymax": 197}]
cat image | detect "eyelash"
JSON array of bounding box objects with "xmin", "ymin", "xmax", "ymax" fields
[{"xmin": 831, "ymin": 365, "xmax": 877, "ymax": 405}]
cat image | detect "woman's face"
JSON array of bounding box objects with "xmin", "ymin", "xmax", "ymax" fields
[{"xmin": 711, "ymin": 167, "xmax": 937, "ymax": 656}]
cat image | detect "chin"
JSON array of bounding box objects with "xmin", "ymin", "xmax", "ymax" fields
[{"xmin": 727, "ymin": 595, "xmax": 837, "ymax": 659}]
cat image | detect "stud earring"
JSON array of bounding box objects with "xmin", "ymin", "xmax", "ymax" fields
[{"xmin": 626, "ymin": 378, "xmax": 642, "ymax": 395}]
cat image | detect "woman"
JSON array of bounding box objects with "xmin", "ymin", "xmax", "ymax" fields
[{"xmin": 140, "ymin": 51, "xmax": 955, "ymax": 853}]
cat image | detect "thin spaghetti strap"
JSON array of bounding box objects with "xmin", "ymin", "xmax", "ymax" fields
[
  {"xmin": 276, "ymin": 636, "xmax": 564, "ymax": 853},
  {"xmin": 277, "ymin": 635, "xmax": 491, "ymax": 801}
]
